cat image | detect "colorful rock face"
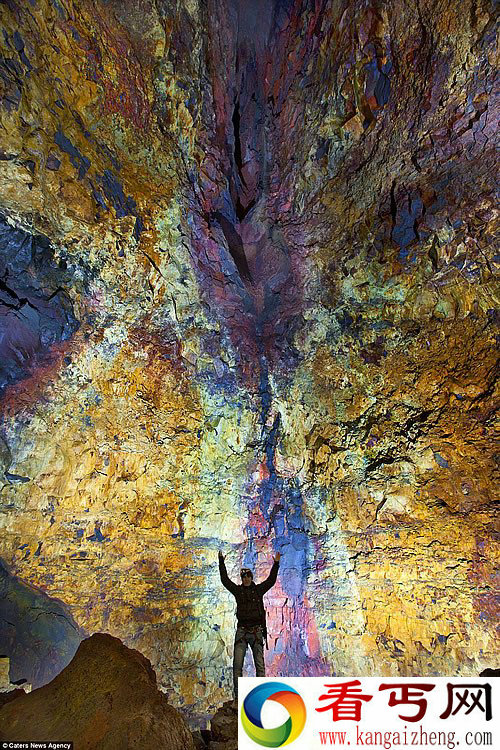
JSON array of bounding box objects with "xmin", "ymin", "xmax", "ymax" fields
[
  {"xmin": 0, "ymin": 218, "xmax": 78, "ymax": 393},
  {"xmin": 0, "ymin": 0, "xmax": 498, "ymax": 726}
]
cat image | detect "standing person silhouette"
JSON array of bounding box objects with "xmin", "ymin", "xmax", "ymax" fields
[{"xmin": 218, "ymin": 550, "xmax": 280, "ymax": 699}]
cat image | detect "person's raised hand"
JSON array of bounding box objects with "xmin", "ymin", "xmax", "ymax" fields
[
  {"xmin": 218, "ymin": 550, "xmax": 224, "ymax": 561},
  {"xmin": 274, "ymin": 552, "xmax": 281, "ymax": 563}
]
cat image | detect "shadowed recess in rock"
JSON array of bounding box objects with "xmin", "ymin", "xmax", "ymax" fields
[
  {"xmin": 0, "ymin": 559, "xmax": 83, "ymax": 688},
  {"xmin": 0, "ymin": 219, "xmax": 79, "ymax": 393}
]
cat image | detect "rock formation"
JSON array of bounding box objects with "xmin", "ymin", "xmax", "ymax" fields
[
  {"xmin": 0, "ymin": 632, "xmax": 195, "ymax": 749},
  {"xmin": 0, "ymin": 0, "xmax": 497, "ymax": 726},
  {"xmin": 209, "ymin": 700, "xmax": 238, "ymax": 750},
  {"xmin": 0, "ymin": 559, "xmax": 82, "ymax": 687}
]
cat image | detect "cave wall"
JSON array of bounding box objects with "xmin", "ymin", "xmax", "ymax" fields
[{"xmin": 0, "ymin": 0, "xmax": 497, "ymax": 725}]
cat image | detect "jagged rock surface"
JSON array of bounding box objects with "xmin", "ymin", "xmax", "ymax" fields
[
  {"xmin": 0, "ymin": 559, "xmax": 82, "ymax": 688},
  {"xmin": 0, "ymin": 632, "xmax": 195, "ymax": 749},
  {"xmin": 0, "ymin": 0, "xmax": 497, "ymax": 725},
  {"xmin": 210, "ymin": 700, "xmax": 238, "ymax": 748}
]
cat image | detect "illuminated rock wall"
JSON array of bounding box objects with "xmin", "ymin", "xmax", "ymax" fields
[{"xmin": 0, "ymin": 0, "xmax": 497, "ymax": 725}]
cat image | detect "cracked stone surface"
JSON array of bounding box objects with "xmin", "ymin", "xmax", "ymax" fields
[
  {"xmin": 0, "ymin": 558, "xmax": 82, "ymax": 688},
  {"xmin": 0, "ymin": 632, "xmax": 195, "ymax": 748},
  {"xmin": 0, "ymin": 217, "xmax": 79, "ymax": 393},
  {"xmin": 0, "ymin": 0, "xmax": 497, "ymax": 728}
]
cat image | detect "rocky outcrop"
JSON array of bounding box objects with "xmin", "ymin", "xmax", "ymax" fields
[
  {"xmin": 0, "ymin": 653, "xmax": 31, "ymax": 697},
  {"xmin": 0, "ymin": 559, "xmax": 82, "ymax": 688},
  {"xmin": 0, "ymin": 217, "xmax": 78, "ymax": 394},
  {"xmin": 209, "ymin": 700, "xmax": 238, "ymax": 750},
  {"xmin": 0, "ymin": 632, "xmax": 195, "ymax": 749},
  {"xmin": 0, "ymin": 688, "xmax": 24, "ymax": 709}
]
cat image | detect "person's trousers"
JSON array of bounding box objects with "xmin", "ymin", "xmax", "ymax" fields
[{"xmin": 233, "ymin": 625, "xmax": 265, "ymax": 698}]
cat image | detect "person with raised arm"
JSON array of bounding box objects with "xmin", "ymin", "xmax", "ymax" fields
[{"xmin": 218, "ymin": 549, "xmax": 281, "ymax": 699}]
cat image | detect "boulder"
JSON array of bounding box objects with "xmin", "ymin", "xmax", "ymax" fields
[
  {"xmin": 209, "ymin": 699, "xmax": 238, "ymax": 749},
  {"xmin": 0, "ymin": 559, "xmax": 83, "ymax": 689},
  {"xmin": 0, "ymin": 633, "xmax": 195, "ymax": 750},
  {"xmin": 0, "ymin": 688, "xmax": 25, "ymax": 710},
  {"xmin": 192, "ymin": 729, "xmax": 208, "ymax": 749}
]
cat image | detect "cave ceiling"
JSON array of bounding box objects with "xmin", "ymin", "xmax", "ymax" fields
[{"xmin": 0, "ymin": 0, "xmax": 498, "ymax": 723}]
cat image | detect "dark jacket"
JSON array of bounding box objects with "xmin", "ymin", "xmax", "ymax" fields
[{"xmin": 219, "ymin": 557, "xmax": 279, "ymax": 628}]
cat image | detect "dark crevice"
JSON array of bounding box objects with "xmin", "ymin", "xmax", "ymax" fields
[
  {"xmin": 0, "ymin": 278, "xmax": 46, "ymax": 315},
  {"xmin": 400, "ymin": 409, "xmax": 434, "ymax": 437},
  {"xmin": 211, "ymin": 211, "xmax": 252, "ymax": 281},
  {"xmin": 46, "ymin": 286, "xmax": 65, "ymax": 301},
  {"xmin": 413, "ymin": 216, "xmax": 420, "ymax": 242},
  {"xmin": 389, "ymin": 179, "xmax": 397, "ymax": 227},
  {"xmin": 0, "ymin": 278, "xmax": 37, "ymax": 312},
  {"xmin": 411, "ymin": 153, "xmax": 422, "ymax": 172},
  {"xmin": 235, "ymin": 196, "xmax": 255, "ymax": 222},
  {"xmin": 0, "ymin": 277, "xmax": 22, "ymax": 308},
  {"xmin": 429, "ymin": 237, "xmax": 439, "ymax": 271},
  {"xmin": 232, "ymin": 99, "xmax": 244, "ymax": 179},
  {"xmin": 374, "ymin": 497, "xmax": 387, "ymax": 520},
  {"xmin": 365, "ymin": 453, "xmax": 410, "ymax": 474},
  {"xmin": 232, "ymin": 95, "xmax": 258, "ymax": 222},
  {"xmin": 0, "ymin": 218, "xmax": 80, "ymax": 393},
  {"xmin": 141, "ymin": 250, "xmax": 165, "ymax": 280}
]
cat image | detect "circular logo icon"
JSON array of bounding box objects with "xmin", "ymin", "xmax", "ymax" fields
[{"xmin": 241, "ymin": 681, "xmax": 307, "ymax": 747}]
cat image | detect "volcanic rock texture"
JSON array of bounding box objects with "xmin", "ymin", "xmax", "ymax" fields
[
  {"xmin": 0, "ymin": 0, "xmax": 498, "ymax": 725},
  {"xmin": 0, "ymin": 633, "xmax": 195, "ymax": 748}
]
